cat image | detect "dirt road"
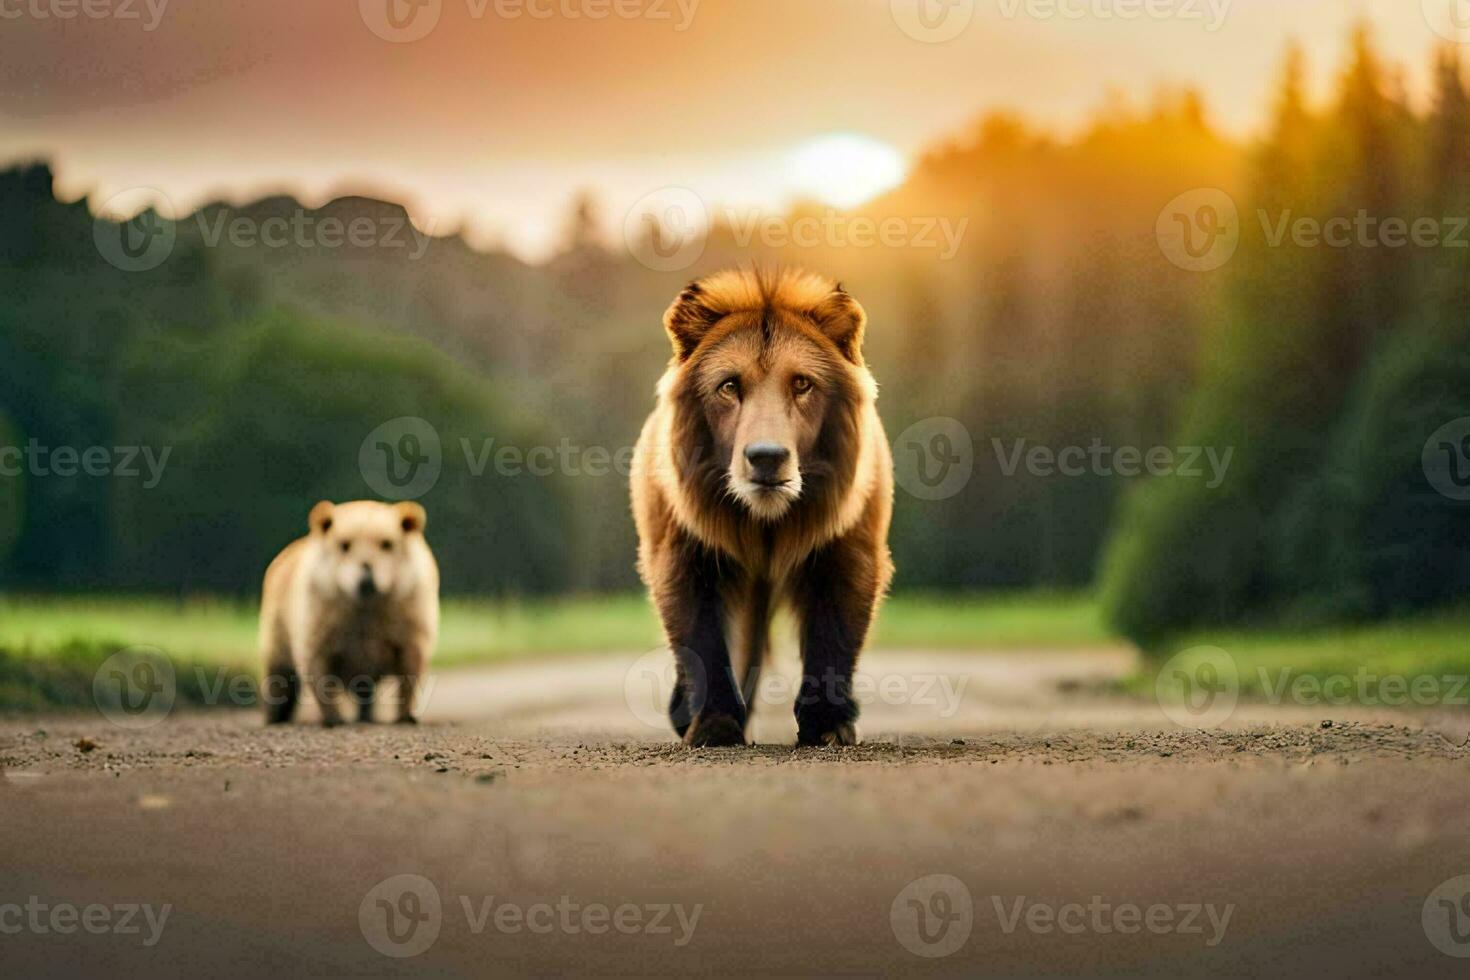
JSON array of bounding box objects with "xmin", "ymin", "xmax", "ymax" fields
[{"xmin": 4, "ymin": 648, "xmax": 1470, "ymax": 977}]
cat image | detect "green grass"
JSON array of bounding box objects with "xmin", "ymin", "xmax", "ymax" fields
[
  {"xmin": 0, "ymin": 594, "xmax": 665, "ymax": 677},
  {"xmin": 873, "ymin": 592, "xmax": 1110, "ymax": 649},
  {"xmin": 437, "ymin": 595, "xmax": 662, "ymax": 664},
  {"xmin": 0, "ymin": 596, "xmax": 266, "ymax": 711},
  {"xmin": 0, "ymin": 595, "xmax": 263, "ymax": 668},
  {"xmin": 0, "ymin": 594, "xmax": 671, "ymax": 669},
  {"xmin": 0, "ymin": 591, "xmax": 1109, "ymax": 670},
  {"xmin": 0, "ymin": 593, "xmax": 669, "ymax": 712},
  {"xmin": 1157, "ymin": 607, "xmax": 1470, "ymax": 702},
  {"xmin": 0, "ymin": 641, "xmax": 258, "ymax": 714},
  {"xmin": 0, "ymin": 591, "xmax": 1111, "ymax": 711},
  {"xmin": 4, "ymin": 592, "xmax": 1468, "ymax": 713}
]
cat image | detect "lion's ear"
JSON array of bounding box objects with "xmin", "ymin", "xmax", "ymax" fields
[
  {"xmin": 663, "ymin": 282, "xmax": 723, "ymax": 360},
  {"xmin": 810, "ymin": 285, "xmax": 867, "ymax": 364}
]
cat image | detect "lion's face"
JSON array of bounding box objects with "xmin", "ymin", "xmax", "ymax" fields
[
  {"xmin": 659, "ymin": 268, "xmax": 872, "ymax": 527},
  {"xmin": 692, "ymin": 311, "xmax": 841, "ymax": 521}
]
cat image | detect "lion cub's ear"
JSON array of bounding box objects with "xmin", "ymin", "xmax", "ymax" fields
[
  {"xmin": 663, "ymin": 281, "xmax": 723, "ymax": 360},
  {"xmin": 309, "ymin": 501, "xmax": 335, "ymax": 535},
  {"xmin": 396, "ymin": 501, "xmax": 427, "ymax": 534},
  {"xmin": 810, "ymin": 284, "xmax": 868, "ymax": 364}
]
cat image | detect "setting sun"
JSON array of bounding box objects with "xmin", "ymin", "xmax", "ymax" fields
[{"xmin": 784, "ymin": 133, "xmax": 908, "ymax": 209}]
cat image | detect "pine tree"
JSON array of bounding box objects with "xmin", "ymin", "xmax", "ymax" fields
[{"xmin": 1430, "ymin": 44, "xmax": 1470, "ymax": 206}]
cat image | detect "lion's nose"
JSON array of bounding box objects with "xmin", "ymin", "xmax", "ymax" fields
[{"xmin": 744, "ymin": 442, "xmax": 791, "ymax": 482}]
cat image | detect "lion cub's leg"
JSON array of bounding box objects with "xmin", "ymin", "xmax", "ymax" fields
[
  {"xmin": 309, "ymin": 653, "xmax": 347, "ymax": 728},
  {"xmin": 793, "ymin": 537, "xmax": 881, "ymax": 747},
  {"xmin": 262, "ymin": 663, "xmax": 300, "ymax": 725},
  {"xmin": 657, "ymin": 544, "xmax": 748, "ymax": 748},
  {"xmin": 394, "ymin": 645, "xmax": 425, "ymax": 725},
  {"xmin": 351, "ymin": 676, "xmax": 377, "ymax": 724},
  {"xmin": 261, "ymin": 624, "xmax": 300, "ymax": 726}
]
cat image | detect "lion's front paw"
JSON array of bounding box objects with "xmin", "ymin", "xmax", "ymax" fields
[
  {"xmin": 683, "ymin": 712, "xmax": 747, "ymax": 748},
  {"xmin": 797, "ymin": 721, "xmax": 859, "ymax": 747}
]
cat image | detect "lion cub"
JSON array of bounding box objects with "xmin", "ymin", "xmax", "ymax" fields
[{"xmin": 259, "ymin": 500, "xmax": 439, "ymax": 727}]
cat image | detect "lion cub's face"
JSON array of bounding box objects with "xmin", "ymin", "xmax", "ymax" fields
[
  {"xmin": 695, "ymin": 311, "xmax": 838, "ymax": 521},
  {"xmin": 309, "ymin": 500, "xmax": 427, "ymax": 601}
]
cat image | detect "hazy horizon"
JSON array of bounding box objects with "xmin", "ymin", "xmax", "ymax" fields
[{"xmin": 0, "ymin": 0, "xmax": 1457, "ymax": 260}]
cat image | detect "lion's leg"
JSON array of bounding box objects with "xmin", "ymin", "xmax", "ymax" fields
[
  {"xmin": 656, "ymin": 540, "xmax": 747, "ymax": 748},
  {"xmin": 668, "ymin": 667, "xmax": 693, "ymax": 738},
  {"xmin": 733, "ymin": 578, "xmax": 772, "ymax": 738},
  {"xmin": 793, "ymin": 536, "xmax": 881, "ymax": 747}
]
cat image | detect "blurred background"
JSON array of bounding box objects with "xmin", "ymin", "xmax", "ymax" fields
[{"xmin": 2, "ymin": 0, "xmax": 1469, "ymax": 706}]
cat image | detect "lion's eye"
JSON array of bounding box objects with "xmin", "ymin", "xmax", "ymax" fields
[
  {"xmin": 339, "ymin": 541, "xmax": 351, "ymax": 554},
  {"xmin": 792, "ymin": 376, "xmax": 813, "ymax": 396},
  {"xmin": 718, "ymin": 378, "xmax": 741, "ymax": 399},
  {"xmin": 381, "ymin": 540, "xmax": 394, "ymax": 552}
]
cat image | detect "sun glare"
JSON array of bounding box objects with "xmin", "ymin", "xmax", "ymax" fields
[{"xmin": 785, "ymin": 134, "xmax": 908, "ymax": 210}]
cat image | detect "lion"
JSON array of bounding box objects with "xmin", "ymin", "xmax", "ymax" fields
[{"xmin": 630, "ymin": 267, "xmax": 894, "ymax": 747}]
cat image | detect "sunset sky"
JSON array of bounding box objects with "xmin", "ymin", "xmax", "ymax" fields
[{"xmin": 0, "ymin": 0, "xmax": 1453, "ymax": 260}]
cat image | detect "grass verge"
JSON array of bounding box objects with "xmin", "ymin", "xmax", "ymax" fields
[
  {"xmin": 1130, "ymin": 606, "xmax": 1470, "ymax": 707},
  {"xmin": 0, "ymin": 641, "xmax": 257, "ymax": 714},
  {"xmin": 7, "ymin": 593, "xmax": 1466, "ymax": 714},
  {"xmin": 0, "ymin": 591, "xmax": 1110, "ymax": 711}
]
